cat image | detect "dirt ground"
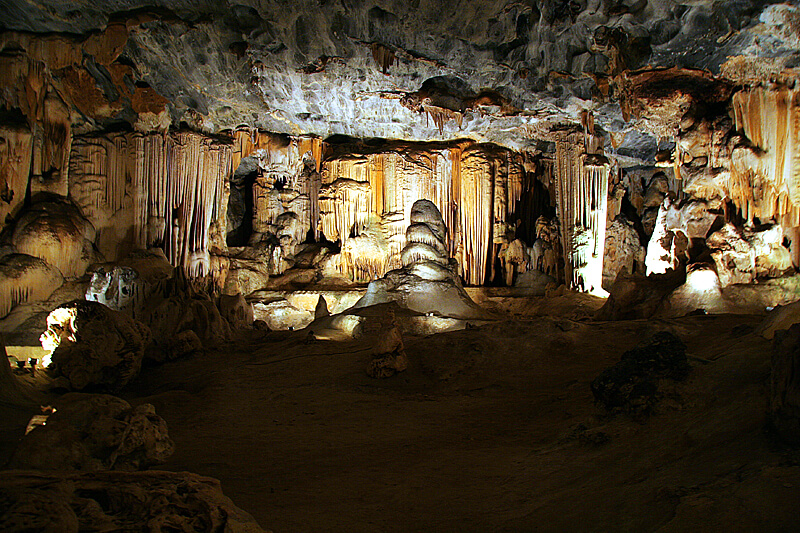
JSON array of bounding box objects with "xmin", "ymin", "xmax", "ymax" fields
[{"xmin": 3, "ymin": 297, "xmax": 800, "ymax": 532}]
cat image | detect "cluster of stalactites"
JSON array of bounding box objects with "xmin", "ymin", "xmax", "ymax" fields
[
  {"xmin": 132, "ymin": 132, "xmax": 231, "ymax": 277},
  {"xmin": 555, "ymin": 133, "xmax": 610, "ymax": 294},
  {"xmin": 69, "ymin": 133, "xmax": 132, "ymax": 221},
  {"xmin": 730, "ymin": 86, "xmax": 800, "ymax": 226},
  {"xmin": 69, "ymin": 131, "xmax": 231, "ymax": 277},
  {"xmin": 318, "ymin": 144, "xmax": 526, "ymax": 285},
  {"xmin": 232, "ymin": 128, "xmax": 323, "ymax": 241}
]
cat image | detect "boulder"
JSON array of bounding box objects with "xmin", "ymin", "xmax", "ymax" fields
[
  {"xmin": 84, "ymin": 249, "xmax": 174, "ymax": 315},
  {"xmin": 219, "ymin": 293, "xmax": 254, "ymax": 330},
  {"xmin": 595, "ymin": 269, "xmax": 684, "ymax": 320},
  {"xmin": 591, "ymin": 331, "xmax": 690, "ymax": 415},
  {"xmin": 9, "ymin": 393, "xmax": 173, "ymax": 471},
  {"xmin": 41, "ymin": 300, "xmax": 151, "ymax": 392},
  {"xmin": 0, "ymin": 470, "xmax": 266, "ymax": 532}
]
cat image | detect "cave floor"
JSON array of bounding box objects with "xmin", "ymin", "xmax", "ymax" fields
[
  {"xmin": 123, "ymin": 309, "xmax": 798, "ymax": 532},
  {"xmin": 3, "ymin": 302, "xmax": 800, "ymax": 532}
]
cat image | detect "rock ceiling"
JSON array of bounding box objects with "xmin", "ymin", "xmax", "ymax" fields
[{"xmin": 3, "ymin": 0, "xmax": 799, "ymax": 158}]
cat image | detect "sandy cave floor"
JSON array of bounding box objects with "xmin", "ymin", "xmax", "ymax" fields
[{"xmin": 3, "ymin": 298, "xmax": 800, "ymax": 532}]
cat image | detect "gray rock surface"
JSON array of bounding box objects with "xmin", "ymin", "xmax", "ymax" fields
[{"xmin": 3, "ymin": 1, "xmax": 796, "ymax": 156}]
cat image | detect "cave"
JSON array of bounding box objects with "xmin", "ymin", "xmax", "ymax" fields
[{"xmin": 2, "ymin": 1, "xmax": 800, "ymax": 531}]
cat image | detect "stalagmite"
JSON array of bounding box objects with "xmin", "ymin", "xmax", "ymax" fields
[
  {"xmin": 316, "ymin": 142, "xmax": 532, "ymax": 285},
  {"xmin": 555, "ymin": 133, "xmax": 610, "ymax": 294}
]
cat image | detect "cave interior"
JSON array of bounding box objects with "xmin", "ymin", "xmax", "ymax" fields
[{"xmin": 2, "ymin": 1, "xmax": 800, "ymax": 531}]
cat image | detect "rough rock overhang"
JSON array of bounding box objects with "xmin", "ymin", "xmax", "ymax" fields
[{"xmin": 2, "ymin": 1, "xmax": 800, "ymax": 158}]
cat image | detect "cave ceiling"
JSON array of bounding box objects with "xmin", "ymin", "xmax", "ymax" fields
[{"xmin": 2, "ymin": 0, "xmax": 800, "ymax": 160}]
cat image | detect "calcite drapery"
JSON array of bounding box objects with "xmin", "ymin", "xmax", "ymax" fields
[
  {"xmin": 555, "ymin": 133, "xmax": 610, "ymax": 294},
  {"xmin": 318, "ymin": 142, "xmax": 528, "ymax": 285},
  {"xmin": 730, "ymin": 86, "xmax": 800, "ymax": 226},
  {"xmin": 0, "ymin": 124, "xmax": 34, "ymax": 224},
  {"xmin": 69, "ymin": 130, "xmax": 232, "ymax": 277}
]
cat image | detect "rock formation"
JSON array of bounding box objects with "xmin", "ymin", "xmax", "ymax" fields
[
  {"xmin": 9, "ymin": 393, "xmax": 173, "ymax": 471},
  {"xmin": 0, "ymin": 470, "xmax": 266, "ymax": 532},
  {"xmin": 366, "ymin": 309, "xmax": 408, "ymax": 379},
  {"xmin": 354, "ymin": 199, "xmax": 486, "ymax": 319},
  {"xmin": 591, "ymin": 331, "xmax": 690, "ymax": 415},
  {"xmin": 41, "ymin": 300, "xmax": 151, "ymax": 392}
]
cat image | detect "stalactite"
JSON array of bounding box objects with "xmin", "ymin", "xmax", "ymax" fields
[
  {"xmin": 370, "ymin": 43, "xmax": 395, "ymax": 74},
  {"xmin": 30, "ymin": 92, "xmax": 72, "ymax": 197},
  {"xmin": 318, "ymin": 179, "xmax": 373, "ymax": 245},
  {"xmin": 422, "ymin": 105, "xmax": 463, "ymax": 134},
  {"xmin": 459, "ymin": 148, "xmax": 494, "ymax": 285},
  {"xmin": 555, "ymin": 133, "xmax": 610, "ymax": 294},
  {"xmin": 730, "ymin": 86, "xmax": 800, "ymax": 226}
]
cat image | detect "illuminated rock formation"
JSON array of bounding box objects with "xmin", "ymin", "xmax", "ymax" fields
[
  {"xmin": 12, "ymin": 199, "xmax": 99, "ymax": 279},
  {"xmin": 730, "ymin": 86, "xmax": 800, "ymax": 226},
  {"xmin": 41, "ymin": 300, "xmax": 152, "ymax": 392},
  {"xmin": 603, "ymin": 216, "xmax": 645, "ymax": 290},
  {"xmin": 354, "ymin": 199, "xmax": 485, "ymax": 319},
  {"xmin": 555, "ymin": 134, "xmax": 610, "ymax": 295}
]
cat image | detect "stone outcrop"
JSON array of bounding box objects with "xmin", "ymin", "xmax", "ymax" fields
[
  {"xmin": 0, "ymin": 470, "xmax": 266, "ymax": 532},
  {"xmin": 9, "ymin": 393, "xmax": 173, "ymax": 471},
  {"xmin": 41, "ymin": 300, "xmax": 151, "ymax": 392}
]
